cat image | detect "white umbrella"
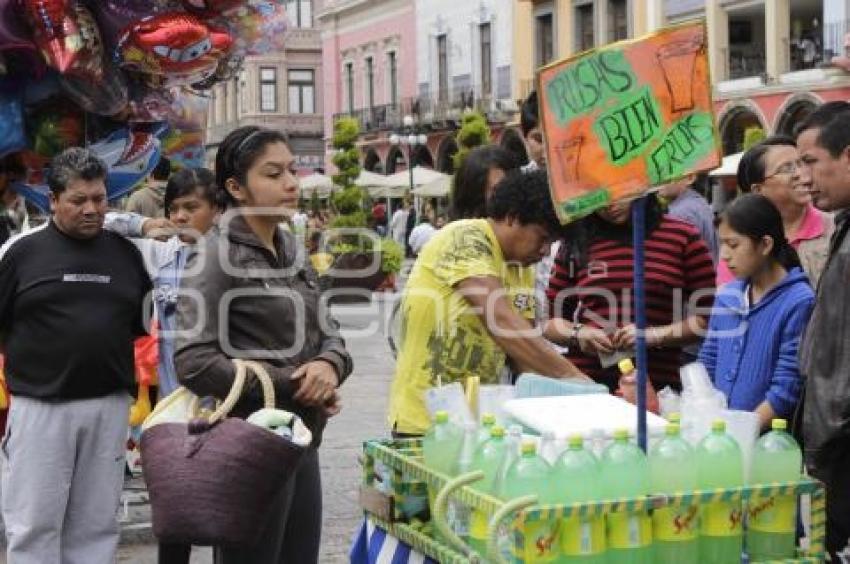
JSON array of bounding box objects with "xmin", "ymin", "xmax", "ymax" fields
[
  {"xmin": 299, "ymin": 172, "xmax": 334, "ymax": 198},
  {"xmin": 354, "ymin": 170, "xmax": 393, "ymax": 189},
  {"xmin": 413, "ymin": 175, "xmax": 451, "ymax": 197},
  {"xmin": 384, "ymin": 166, "xmax": 449, "ymax": 189},
  {"xmin": 709, "ymin": 152, "xmax": 743, "ymax": 177}
]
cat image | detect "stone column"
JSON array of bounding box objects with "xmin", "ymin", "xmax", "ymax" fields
[
  {"xmin": 555, "ymin": 0, "xmax": 574, "ymax": 58},
  {"xmin": 766, "ymin": 0, "xmax": 791, "ymax": 80},
  {"xmin": 512, "ymin": 0, "xmax": 534, "ymax": 100},
  {"xmin": 706, "ymin": 0, "xmax": 729, "ymax": 83}
]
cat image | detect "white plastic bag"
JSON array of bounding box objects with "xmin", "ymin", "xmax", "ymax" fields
[{"xmin": 424, "ymin": 382, "xmax": 474, "ymax": 425}]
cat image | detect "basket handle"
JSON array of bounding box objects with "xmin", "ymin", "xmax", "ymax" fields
[{"xmin": 205, "ymin": 359, "xmax": 276, "ymax": 424}]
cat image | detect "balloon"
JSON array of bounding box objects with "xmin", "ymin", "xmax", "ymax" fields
[
  {"xmin": 220, "ymin": 0, "xmax": 289, "ymax": 58},
  {"xmin": 60, "ymin": 62, "xmax": 129, "ymax": 115},
  {"xmin": 127, "ymin": 85, "xmax": 180, "ymax": 122},
  {"xmin": 160, "ymin": 90, "xmax": 207, "ymax": 168},
  {"xmin": 0, "ymin": 0, "xmax": 43, "ymax": 75},
  {"xmin": 116, "ymin": 12, "xmax": 233, "ymax": 87},
  {"xmin": 22, "ymin": 0, "xmax": 104, "ymax": 78},
  {"xmin": 182, "ymin": 0, "xmax": 246, "ymax": 16},
  {"xmin": 0, "ymin": 84, "xmax": 26, "ymax": 157},
  {"xmin": 26, "ymin": 99, "xmax": 84, "ymax": 157},
  {"xmin": 14, "ymin": 123, "xmax": 169, "ymax": 211},
  {"xmin": 87, "ymin": 0, "xmax": 181, "ymax": 49}
]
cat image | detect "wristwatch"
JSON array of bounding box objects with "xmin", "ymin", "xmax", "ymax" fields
[{"xmin": 569, "ymin": 323, "xmax": 584, "ymax": 347}]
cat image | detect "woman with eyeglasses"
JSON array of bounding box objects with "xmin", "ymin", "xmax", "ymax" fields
[{"xmin": 717, "ymin": 136, "xmax": 835, "ymax": 286}]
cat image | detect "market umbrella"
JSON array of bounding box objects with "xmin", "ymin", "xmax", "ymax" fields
[
  {"xmin": 708, "ymin": 152, "xmax": 743, "ymax": 177},
  {"xmin": 299, "ymin": 172, "xmax": 334, "ymax": 199},
  {"xmin": 384, "ymin": 166, "xmax": 449, "ymax": 189},
  {"xmin": 412, "ymin": 175, "xmax": 451, "ymax": 197}
]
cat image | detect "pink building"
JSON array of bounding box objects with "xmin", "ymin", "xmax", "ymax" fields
[{"xmin": 317, "ymin": 0, "xmax": 419, "ymax": 172}]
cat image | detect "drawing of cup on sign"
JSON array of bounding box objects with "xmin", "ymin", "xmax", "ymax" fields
[
  {"xmin": 656, "ymin": 39, "xmax": 704, "ymax": 112},
  {"xmin": 554, "ymin": 137, "xmax": 583, "ymax": 184}
]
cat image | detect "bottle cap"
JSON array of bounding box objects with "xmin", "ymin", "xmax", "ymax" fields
[
  {"xmin": 665, "ymin": 423, "xmax": 680, "ymax": 436},
  {"xmin": 711, "ymin": 419, "xmax": 726, "ymax": 432},
  {"xmin": 568, "ymin": 434, "xmax": 583, "ymax": 448},
  {"xmin": 481, "ymin": 413, "xmax": 496, "ymax": 426},
  {"xmin": 613, "ymin": 428, "xmax": 629, "ymax": 440},
  {"xmin": 772, "ymin": 418, "xmax": 788, "ymax": 431},
  {"xmin": 667, "ymin": 412, "xmax": 681, "ymax": 423},
  {"xmin": 521, "ymin": 440, "xmax": 537, "ymax": 455},
  {"xmin": 490, "ymin": 426, "xmax": 505, "ymax": 438},
  {"xmin": 618, "ymin": 358, "xmax": 635, "ymax": 374},
  {"xmin": 434, "ymin": 411, "xmax": 449, "ymax": 423}
]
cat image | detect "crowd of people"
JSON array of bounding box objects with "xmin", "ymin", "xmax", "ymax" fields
[
  {"xmin": 0, "ymin": 92, "xmax": 850, "ymax": 563},
  {"xmin": 389, "ymin": 96, "xmax": 850, "ymax": 559}
]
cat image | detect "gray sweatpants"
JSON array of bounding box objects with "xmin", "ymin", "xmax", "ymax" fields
[{"xmin": 1, "ymin": 392, "xmax": 130, "ymax": 564}]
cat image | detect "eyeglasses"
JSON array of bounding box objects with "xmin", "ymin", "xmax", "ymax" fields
[{"xmin": 763, "ymin": 161, "xmax": 798, "ymax": 181}]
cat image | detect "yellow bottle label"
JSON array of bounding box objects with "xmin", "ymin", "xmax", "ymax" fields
[
  {"xmin": 653, "ymin": 505, "xmax": 699, "ymax": 542},
  {"xmin": 469, "ymin": 508, "xmax": 489, "ymax": 541},
  {"xmin": 607, "ymin": 512, "xmax": 652, "ymax": 549},
  {"xmin": 748, "ymin": 494, "xmax": 796, "ymax": 534},
  {"xmin": 560, "ymin": 515, "xmax": 606, "ymax": 555},
  {"xmin": 701, "ymin": 501, "xmax": 743, "ymax": 537},
  {"xmin": 519, "ymin": 517, "xmax": 560, "ymax": 562}
]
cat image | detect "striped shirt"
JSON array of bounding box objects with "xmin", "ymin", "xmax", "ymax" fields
[{"xmin": 547, "ymin": 216, "xmax": 716, "ymax": 390}]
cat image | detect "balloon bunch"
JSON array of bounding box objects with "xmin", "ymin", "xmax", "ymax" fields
[{"xmin": 0, "ymin": 0, "xmax": 290, "ymax": 209}]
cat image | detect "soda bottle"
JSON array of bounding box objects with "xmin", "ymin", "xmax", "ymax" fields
[
  {"xmin": 479, "ymin": 413, "xmax": 497, "ymax": 444},
  {"xmin": 552, "ymin": 435, "xmax": 606, "ymax": 563},
  {"xmin": 422, "ymin": 410, "xmax": 463, "ymax": 476},
  {"xmin": 493, "ymin": 424, "xmax": 523, "ymax": 499},
  {"xmin": 697, "ymin": 419, "xmax": 744, "ymax": 564},
  {"xmin": 650, "ymin": 423, "xmax": 699, "ymax": 564},
  {"xmin": 539, "ymin": 430, "xmax": 561, "ymax": 465},
  {"xmin": 601, "ymin": 429, "xmax": 652, "ymax": 564},
  {"xmin": 747, "ymin": 418, "xmax": 802, "ymax": 560},
  {"xmin": 450, "ymin": 422, "xmax": 480, "ymax": 540},
  {"xmin": 504, "ymin": 441, "xmax": 558, "ymax": 563},
  {"xmin": 616, "ymin": 359, "xmax": 659, "ymax": 414},
  {"xmin": 468, "ymin": 426, "xmax": 507, "ymax": 556}
]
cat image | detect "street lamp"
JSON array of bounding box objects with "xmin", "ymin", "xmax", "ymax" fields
[{"xmin": 389, "ymin": 115, "xmax": 428, "ymax": 204}]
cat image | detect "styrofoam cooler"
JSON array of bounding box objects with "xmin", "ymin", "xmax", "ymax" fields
[{"xmin": 503, "ymin": 393, "xmax": 670, "ymax": 442}]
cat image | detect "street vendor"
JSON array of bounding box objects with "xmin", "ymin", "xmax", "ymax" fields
[{"xmin": 387, "ymin": 170, "xmax": 590, "ymax": 436}]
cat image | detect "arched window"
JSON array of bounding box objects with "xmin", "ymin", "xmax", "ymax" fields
[{"xmin": 436, "ymin": 137, "xmax": 459, "ymax": 174}]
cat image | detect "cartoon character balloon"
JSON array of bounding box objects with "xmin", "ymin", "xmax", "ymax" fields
[
  {"xmin": 182, "ymin": 0, "xmax": 246, "ymax": 15},
  {"xmin": 0, "ymin": 84, "xmax": 26, "ymax": 158},
  {"xmin": 116, "ymin": 12, "xmax": 233, "ymax": 87}
]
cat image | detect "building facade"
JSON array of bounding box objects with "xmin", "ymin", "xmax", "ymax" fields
[
  {"xmin": 318, "ymin": 0, "xmax": 419, "ymax": 173},
  {"xmin": 320, "ymin": 0, "xmax": 517, "ymax": 175},
  {"xmin": 205, "ymin": 0, "xmax": 325, "ymax": 175},
  {"xmin": 512, "ymin": 0, "xmax": 850, "ymax": 157}
]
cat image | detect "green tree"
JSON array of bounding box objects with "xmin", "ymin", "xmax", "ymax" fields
[
  {"xmin": 330, "ymin": 117, "xmax": 366, "ymax": 231},
  {"xmin": 452, "ymin": 111, "xmax": 491, "ymax": 170},
  {"xmin": 742, "ymin": 126, "xmax": 766, "ymax": 151}
]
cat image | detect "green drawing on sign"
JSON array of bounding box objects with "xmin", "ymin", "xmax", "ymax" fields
[
  {"xmin": 564, "ymin": 188, "xmax": 611, "ymax": 217},
  {"xmin": 545, "ymin": 49, "xmax": 637, "ymax": 125},
  {"xmin": 592, "ymin": 86, "xmax": 663, "ymax": 166},
  {"xmin": 647, "ymin": 111, "xmax": 716, "ymax": 184}
]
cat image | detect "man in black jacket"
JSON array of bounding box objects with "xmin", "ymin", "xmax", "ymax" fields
[
  {"xmin": 0, "ymin": 148, "xmax": 151, "ymax": 563},
  {"xmin": 796, "ymin": 102, "xmax": 850, "ymax": 558}
]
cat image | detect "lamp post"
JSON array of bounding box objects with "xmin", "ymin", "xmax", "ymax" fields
[{"xmin": 389, "ymin": 114, "xmax": 428, "ymax": 214}]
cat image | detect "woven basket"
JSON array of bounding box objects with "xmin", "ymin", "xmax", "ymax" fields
[{"xmin": 141, "ymin": 359, "xmax": 305, "ymax": 547}]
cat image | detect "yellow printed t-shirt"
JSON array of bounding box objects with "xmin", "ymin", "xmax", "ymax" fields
[{"xmin": 387, "ymin": 219, "xmax": 536, "ymax": 434}]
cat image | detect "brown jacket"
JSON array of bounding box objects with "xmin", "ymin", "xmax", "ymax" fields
[{"xmin": 174, "ymin": 213, "xmax": 353, "ymax": 446}]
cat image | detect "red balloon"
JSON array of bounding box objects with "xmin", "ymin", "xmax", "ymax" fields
[
  {"xmin": 117, "ymin": 12, "xmax": 233, "ymax": 87},
  {"xmin": 23, "ymin": 0, "xmax": 104, "ymax": 78}
]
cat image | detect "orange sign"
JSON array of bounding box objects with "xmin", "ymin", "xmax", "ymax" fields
[{"xmin": 538, "ymin": 21, "xmax": 721, "ymax": 223}]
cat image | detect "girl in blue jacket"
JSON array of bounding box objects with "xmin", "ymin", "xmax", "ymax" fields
[{"xmin": 699, "ymin": 194, "xmax": 815, "ymax": 430}]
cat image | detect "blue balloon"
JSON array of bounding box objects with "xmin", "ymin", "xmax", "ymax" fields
[{"xmin": 0, "ymin": 85, "xmax": 26, "ymax": 158}]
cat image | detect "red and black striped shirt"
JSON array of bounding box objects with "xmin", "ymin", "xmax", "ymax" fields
[{"xmin": 547, "ymin": 216, "xmax": 715, "ymax": 390}]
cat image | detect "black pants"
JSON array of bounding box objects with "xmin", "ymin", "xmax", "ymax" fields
[
  {"xmin": 214, "ymin": 448, "xmax": 322, "ymax": 564},
  {"xmin": 809, "ymin": 451, "xmax": 850, "ymax": 560}
]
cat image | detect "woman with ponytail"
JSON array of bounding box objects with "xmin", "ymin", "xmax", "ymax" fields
[{"xmin": 699, "ymin": 194, "xmax": 815, "ymax": 429}]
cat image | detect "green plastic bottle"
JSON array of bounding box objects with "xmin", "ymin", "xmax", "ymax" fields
[
  {"xmin": 697, "ymin": 419, "xmax": 744, "ymax": 564},
  {"xmin": 601, "ymin": 429, "xmax": 652, "ymax": 564},
  {"xmin": 504, "ymin": 441, "xmax": 558, "ymax": 563},
  {"xmin": 650, "ymin": 423, "xmax": 699, "ymax": 564},
  {"xmin": 468, "ymin": 426, "xmax": 507, "ymax": 555},
  {"xmin": 552, "ymin": 435, "xmax": 607, "ymax": 563},
  {"xmin": 422, "ymin": 410, "xmax": 463, "ymax": 476},
  {"xmin": 479, "ymin": 413, "xmax": 496, "ymax": 444},
  {"xmin": 747, "ymin": 418, "xmax": 802, "ymax": 560}
]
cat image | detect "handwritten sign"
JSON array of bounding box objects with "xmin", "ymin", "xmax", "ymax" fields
[{"xmin": 539, "ymin": 21, "xmax": 721, "ymax": 223}]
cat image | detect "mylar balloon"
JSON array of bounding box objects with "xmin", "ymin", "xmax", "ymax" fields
[
  {"xmin": 116, "ymin": 12, "xmax": 233, "ymax": 87},
  {"xmin": 89, "ymin": 123, "xmax": 168, "ymax": 200},
  {"xmin": 26, "ymin": 99, "xmax": 84, "ymax": 157},
  {"xmin": 87, "ymin": 0, "xmax": 181, "ymax": 50},
  {"xmin": 0, "ymin": 84, "xmax": 26, "ymax": 157},
  {"xmin": 0, "ymin": 0, "xmax": 42, "ymax": 75},
  {"xmin": 220, "ymin": 0, "xmax": 289, "ymax": 58},
  {"xmin": 182, "ymin": 0, "xmax": 246, "ymax": 16},
  {"xmin": 23, "ymin": 0, "xmax": 104, "ymax": 78},
  {"xmin": 60, "ymin": 61, "xmax": 129, "ymax": 115}
]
